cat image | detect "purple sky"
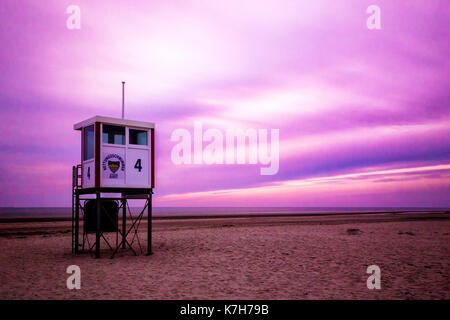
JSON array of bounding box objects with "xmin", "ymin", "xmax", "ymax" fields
[{"xmin": 0, "ymin": 0, "xmax": 449, "ymax": 207}]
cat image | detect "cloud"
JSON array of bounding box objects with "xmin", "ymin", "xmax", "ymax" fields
[
  {"xmin": 156, "ymin": 164, "xmax": 450, "ymax": 206},
  {"xmin": 0, "ymin": 0, "xmax": 449, "ymax": 206}
]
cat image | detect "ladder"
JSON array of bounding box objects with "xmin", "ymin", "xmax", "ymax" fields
[{"xmin": 71, "ymin": 165, "xmax": 82, "ymax": 253}]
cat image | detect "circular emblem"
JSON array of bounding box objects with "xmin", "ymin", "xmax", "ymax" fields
[{"xmin": 102, "ymin": 154, "xmax": 125, "ymax": 179}]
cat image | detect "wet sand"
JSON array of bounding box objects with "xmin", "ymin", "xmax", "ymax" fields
[{"xmin": 0, "ymin": 213, "xmax": 449, "ymax": 299}]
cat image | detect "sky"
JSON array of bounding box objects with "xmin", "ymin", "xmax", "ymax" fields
[{"xmin": 0, "ymin": 0, "xmax": 449, "ymax": 207}]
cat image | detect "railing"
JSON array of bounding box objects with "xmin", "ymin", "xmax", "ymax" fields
[{"xmin": 72, "ymin": 164, "xmax": 82, "ymax": 189}]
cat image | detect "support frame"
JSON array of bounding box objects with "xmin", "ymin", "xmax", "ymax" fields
[{"xmin": 72, "ymin": 182, "xmax": 153, "ymax": 258}]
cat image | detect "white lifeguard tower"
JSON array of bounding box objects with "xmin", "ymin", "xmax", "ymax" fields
[{"xmin": 71, "ymin": 115, "xmax": 155, "ymax": 258}]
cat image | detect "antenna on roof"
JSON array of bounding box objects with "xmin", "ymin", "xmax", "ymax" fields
[{"xmin": 121, "ymin": 81, "xmax": 125, "ymax": 119}]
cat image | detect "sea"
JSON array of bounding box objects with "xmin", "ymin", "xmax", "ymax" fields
[{"xmin": 0, "ymin": 207, "xmax": 448, "ymax": 219}]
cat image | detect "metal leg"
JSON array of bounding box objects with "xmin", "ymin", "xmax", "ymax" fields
[
  {"xmin": 75, "ymin": 193, "xmax": 80, "ymax": 254},
  {"xmin": 147, "ymin": 191, "xmax": 152, "ymax": 255},
  {"xmin": 96, "ymin": 192, "xmax": 101, "ymax": 258},
  {"xmin": 122, "ymin": 195, "xmax": 126, "ymax": 249}
]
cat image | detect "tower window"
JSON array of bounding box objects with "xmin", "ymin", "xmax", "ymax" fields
[
  {"xmin": 83, "ymin": 125, "xmax": 94, "ymax": 160},
  {"xmin": 129, "ymin": 129, "xmax": 148, "ymax": 145},
  {"xmin": 102, "ymin": 125, "xmax": 125, "ymax": 145}
]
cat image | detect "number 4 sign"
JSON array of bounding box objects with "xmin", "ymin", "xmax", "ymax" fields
[{"xmin": 134, "ymin": 159, "xmax": 142, "ymax": 172}]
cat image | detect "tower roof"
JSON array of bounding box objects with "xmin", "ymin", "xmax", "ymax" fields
[{"xmin": 74, "ymin": 115, "xmax": 155, "ymax": 130}]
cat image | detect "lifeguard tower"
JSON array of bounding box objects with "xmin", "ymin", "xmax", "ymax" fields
[{"xmin": 71, "ymin": 115, "xmax": 155, "ymax": 258}]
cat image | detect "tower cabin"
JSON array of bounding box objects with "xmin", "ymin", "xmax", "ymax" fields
[{"xmin": 73, "ymin": 116, "xmax": 155, "ymax": 190}]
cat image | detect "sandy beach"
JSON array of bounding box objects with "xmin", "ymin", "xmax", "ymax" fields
[{"xmin": 0, "ymin": 213, "xmax": 449, "ymax": 300}]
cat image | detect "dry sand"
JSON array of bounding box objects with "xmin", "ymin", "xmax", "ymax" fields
[{"xmin": 0, "ymin": 213, "xmax": 449, "ymax": 299}]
